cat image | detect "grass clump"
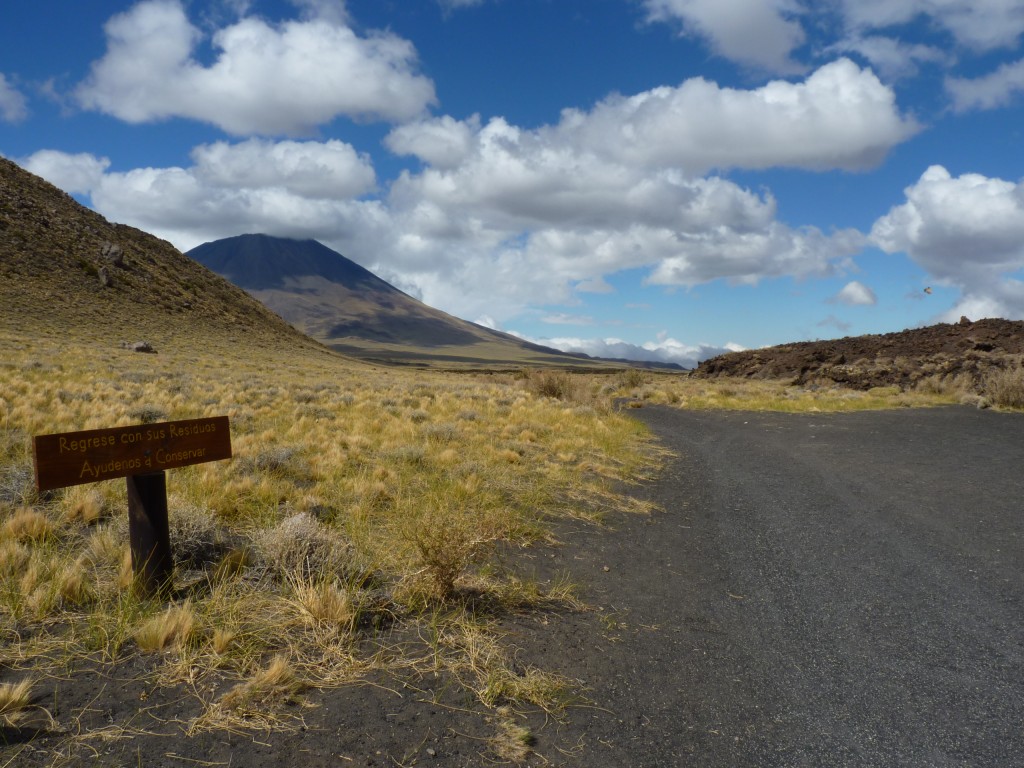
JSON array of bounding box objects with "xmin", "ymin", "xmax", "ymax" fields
[
  {"xmin": 0, "ymin": 679, "xmax": 33, "ymax": 727},
  {"xmin": 983, "ymin": 365, "xmax": 1024, "ymax": 409},
  {"xmin": 134, "ymin": 601, "xmax": 197, "ymax": 652}
]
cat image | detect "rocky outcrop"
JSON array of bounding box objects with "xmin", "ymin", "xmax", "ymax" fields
[{"xmin": 695, "ymin": 318, "xmax": 1024, "ymax": 390}]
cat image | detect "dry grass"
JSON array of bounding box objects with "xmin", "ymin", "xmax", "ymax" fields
[
  {"xmin": 0, "ymin": 327, "xmax": 657, "ymax": 747},
  {"xmin": 134, "ymin": 602, "xmax": 197, "ymax": 652},
  {"xmin": 0, "ymin": 679, "xmax": 33, "ymax": 727},
  {"xmin": 611, "ymin": 373, "xmax": 966, "ymax": 412},
  {"xmin": 491, "ymin": 706, "xmax": 534, "ymax": 762},
  {"xmin": 983, "ymin": 364, "xmax": 1024, "ymax": 409}
]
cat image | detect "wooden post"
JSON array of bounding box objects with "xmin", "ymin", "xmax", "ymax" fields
[{"xmin": 126, "ymin": 472, "xmax": 173, "ymax": 598}]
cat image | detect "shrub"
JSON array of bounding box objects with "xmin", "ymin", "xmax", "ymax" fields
[
  {"xmin": 528, "ymin": 370, "xmax": 572, "ymax": 400},
  {"xmin": 255, "ymin": 512, "xmax": 353, "ymax": 580},
  {"xmin": 983, "ymin": 366, "xmax": 1024, "ymax": 409}
]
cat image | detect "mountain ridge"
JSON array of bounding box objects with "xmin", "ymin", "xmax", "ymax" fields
[{"xmin": 188, "ymin": 234, "xmax": 672, "ymax": 369}]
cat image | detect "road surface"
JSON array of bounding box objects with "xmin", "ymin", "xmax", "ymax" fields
[{"xmin": 519, "ymin": 405, "xmax": 1024, "ymax": 767}]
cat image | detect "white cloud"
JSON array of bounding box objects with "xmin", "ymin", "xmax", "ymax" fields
[
  {"xmin": 552, "ymin": 59, "xmax": 918, "ymax": 174},
  {"xmin": 645, "ymin": 225, "xmax": 865, "ymax": 287},
  {"xmin": 840, "ymin": 0, "xmax": 1024, "ymax": 52},
  {"xmin": 190, "ymin": 139, "xmax": 376, "ymax": 198},
  {"xmin": 0, "ymin": 74, "xmax": 28, "ymax": 123},
  {"xmin": 18, "ymin": 142, "xmax": 386, "ymax": 253},
  {"xmin": 20, "ymin": 150, "xmax": 111, "ymax": 195},
  {"xmin": 385, "ymin": 115, "xmax": 481, "ymax": 170},
  {"xmin": 871, "ymin": 165, "xmax": 1024, "ymax": 319},
  {"xmin": 947, "ymin": 59, "xmax": 1024, "ymax": 111},
  {"xmin": 75, "ymin": 0, "xmax": 436, "ymax": 135},
  {"xmin": 642, "ymin": 0, "xmax": 806, "ymax": 74},
  {"xmin": 524, "ymin": 334, "xmax": 744, "ymax": 369},
  {"xmin": 833, "ymin": 280, "xmax": 878, "ymax": 306}
]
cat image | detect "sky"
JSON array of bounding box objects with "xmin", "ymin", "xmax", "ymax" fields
[{"xmin": 3, "ymin": 0, "xmax": 1024, "ymax": 368}]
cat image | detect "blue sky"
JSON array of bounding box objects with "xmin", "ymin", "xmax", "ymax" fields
[{"xmin": 3, "ymin": 0, "xmax": 1024, "ymax": 367}]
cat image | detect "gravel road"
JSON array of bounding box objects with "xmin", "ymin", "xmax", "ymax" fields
[{"xmin": 518, "ymin": 404, "xmax": 1024, "ymax": 767}]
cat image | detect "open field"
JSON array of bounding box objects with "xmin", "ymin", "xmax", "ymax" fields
[{"xmin": 0, "ymin": 329, "xmax": 662, "ymax": 765}]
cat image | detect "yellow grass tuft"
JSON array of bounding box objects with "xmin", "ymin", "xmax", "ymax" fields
[
  {"xmin": 135, "ymin": 602, "xmax": 197, "ymax": 652},
  {"xmin": 491, "ymin": 707, "xmax": 534, "ymax": 763},
  {"xmin": 287, "ymin": 576, "xmax": 355, "ymax": 631},
  {"xmin": 1, "ymin": 507, "xmax": 53, "ymax": 542},
  {"xmin": 0, "ymin": 679, "xmax": 33, "ymax": 727},
  {"xmin": 219, "ymin": 654, "xmax": 303, "ymax": 712}
]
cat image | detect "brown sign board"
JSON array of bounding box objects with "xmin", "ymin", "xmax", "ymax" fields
[{"xmin": 34, "ymin": 416, "xmax": 231, "ymax": 492}]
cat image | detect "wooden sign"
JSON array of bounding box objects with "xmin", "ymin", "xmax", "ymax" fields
[{"xmin": 33, "ymin": 416, "xmax": 232, "ymax": 492}]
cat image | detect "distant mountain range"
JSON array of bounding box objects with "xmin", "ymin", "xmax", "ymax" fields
[{"xmin": 188, "ymin": 234, "xmax": 679, "ymax": 369}]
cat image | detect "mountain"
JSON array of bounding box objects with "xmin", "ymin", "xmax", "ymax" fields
[
  {"xmin": 187, "ymin": 234, "xmax": 633, "ymax": 369},
  {"xmin": 694, "ymin": 317, "xmax": 1024, "ymax": 390},
  {"xmin": 0, "ymin": 158, "xmax": 323, "ymax": 356}
]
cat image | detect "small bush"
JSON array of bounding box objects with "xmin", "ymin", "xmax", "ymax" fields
[
  {"xmin": 983, "ymin": 366, "xmax": 1024, "ymax": 409},
  {"xmin": 129, "ymin": 405, "xmax": 167, "ymax": 424},
  {"xmin": 255, "ymin": 512, "xmax": 352, "ymax": 579},
  {"xmin": 619, "ymin": 368, "xmax": 647, "ymax": 389}
]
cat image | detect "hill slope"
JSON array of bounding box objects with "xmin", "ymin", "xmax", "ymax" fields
[
  {"xmin": 187, "ymin": 234, "xmax": 625, "ymax": 369},
  {"xmin": 0, "ymin": 158, "xmax": 324, "ymax": 357},
  {"xmin": 695, "ymin": 317, "xmax": 1024, "ymax": 389}
]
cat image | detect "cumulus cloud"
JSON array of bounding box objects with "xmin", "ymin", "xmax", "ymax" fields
[
  {"xmin": 0, "ymin": 74, "xmax": 28, "ymax": 122},
  {"xmin": 18, "ymin": 141, "xmax": 386, "ymax": 253},
  {"xmin": 20, "ymin": 150, "xmax": 111, "ymax": 195},
  {"xmin": 551, "ymin": 58, "xmax": 918, "ymax": 174},
  {"xmin": 190, "ymin": 139, "xmax": 376, "ymax": 198},
  {"xmin": 75, "ymin": 0, "xmax": 436, "ymax": 135},
  {"xmin": 832, "ymin": 280, "xmax": 878, "ymax": 306},
  {"xmin": 871, "ymin": 165, "xmax": 1024, "ymax": 319},
  {"xmin": 645, "ymin": 225, "xmax": 865, "ymax": 287},
  {"xmin": 385, "ymin": 115, "xmax": 481, "ymax": 170},
  {"xmin": 642, "ymin": 0, "xmax": 806, "ymax": 74},
  {"xmin": 389, "ymin": 61, "xmax": 916, "ymax": 177},
  {"xmin": 523, "ymin": 334, "xmax": 744, "ymax": 369},
  {"xmin": 947, "ymin": 59, "xmax": 1024, "ymax": 111}
]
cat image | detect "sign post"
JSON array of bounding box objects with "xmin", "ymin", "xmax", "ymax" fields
[{"xmin": 33, "ymin": 416, "xmax": 231, "ymax": 597}]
